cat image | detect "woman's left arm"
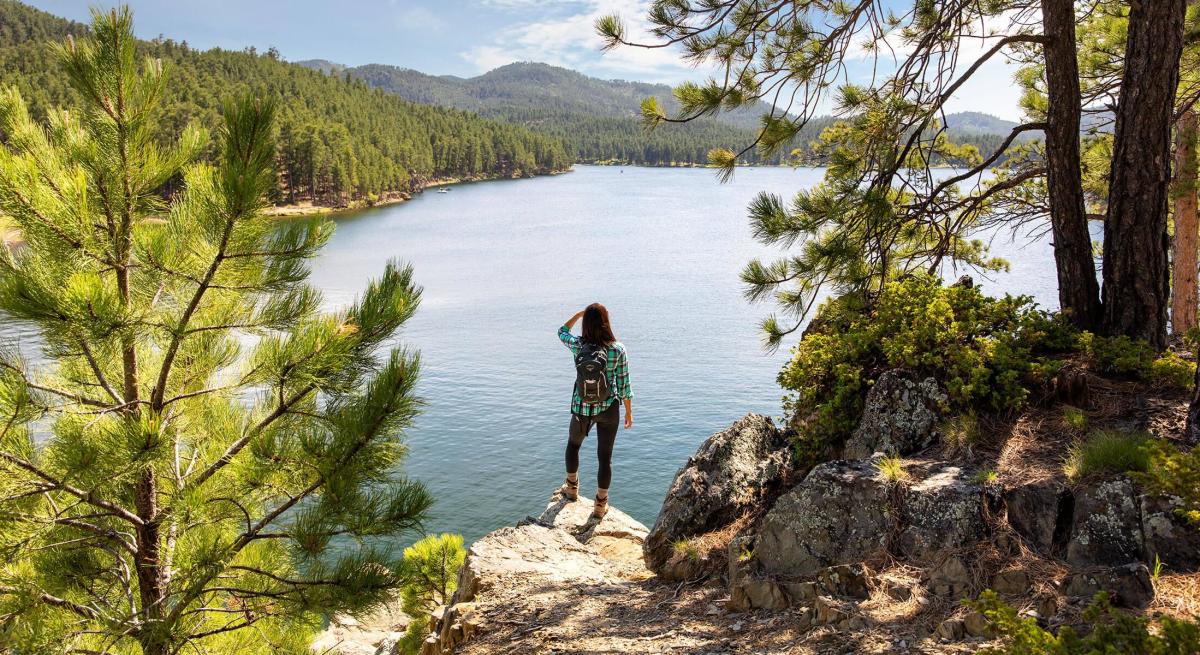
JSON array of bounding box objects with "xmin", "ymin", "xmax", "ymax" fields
[{"xmin": 617, "ymin": 348, "xmax": 633, "ymax": 429}]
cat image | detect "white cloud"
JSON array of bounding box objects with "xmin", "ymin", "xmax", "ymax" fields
[
  {"xmin": 479, "ymin": 0, "xmax": 580, "ymax": 8},
  {"xmin": 460, "ymin": 0, "xmax": 705, "ymax": 83},
  {"xmin": 461, "ymin": 1, "xmax": 1023, "ymax": 120},
  {"xmin": 396, "ymin": 5, "xmax": 446, "ymax": 34}
]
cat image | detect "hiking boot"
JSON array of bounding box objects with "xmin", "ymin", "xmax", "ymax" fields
[
  {"xmin": 557, "ymin": 477, "xmax": 579, "ymax": 501},
  {"xmin": 592, "ymin": 494, "xmax": 608, "ymax": 519}
]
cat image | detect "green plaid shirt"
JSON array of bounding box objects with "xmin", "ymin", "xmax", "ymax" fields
[{"xmin": 558, "ymin": 324, "xmax": 633, "ymax": 416}]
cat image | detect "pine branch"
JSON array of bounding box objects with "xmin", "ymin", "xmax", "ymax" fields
[
  {"xmin": 0, "ymin": 450, "xmax": 144, "ymax": 526},
  {"xmin": 0, "ymin": 585, "xmax": 101, "ymax": 620}
]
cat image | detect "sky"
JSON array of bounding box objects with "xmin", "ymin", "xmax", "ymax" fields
[{"xmin": 26, "ymin": 0, "xmax": 1025, "ymax": 121}]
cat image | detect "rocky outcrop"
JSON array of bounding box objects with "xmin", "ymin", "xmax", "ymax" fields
[
  {"xmin": 1004, "ymin": 479, "xmax": 1072, "ymax": 554},
  {"xmin": 843, "ymin": 371, "xmax": 947, "ymax": 459},
  {"xmin": 643, "ymin": 413, "xmax": 794, "ymax": 575},
  {"xmin": 310, "ymin": 602, "xmax": 410, "ymax": 655},
  {"xmin": 757, "ymin": 457, "xmax": 991, "ymax": 575},
  {"xmin": 756, "ymin": 459, "xmax": 891, "ymax": 575},
  {"xmin": 454, "ymin": 498, "xmax": 648, "ymax": 604},
  {"xmin": 1140, "ymin": 493, "xmax": 1200, "ymax": 570},
  {"xmin": 1066, "ymin": 478, "xmax": 1145, "ymax": 567},
  {"xmin": 1063, "ymin": 563, "xmax": 1155, "ymax": 608},
  {"xmin": 896, "ymin": 461, "xmax": 992, "ymax": 558},
  {"xmin": 418, "ymin": 497, "xmax": 649, "ymax": 654}
]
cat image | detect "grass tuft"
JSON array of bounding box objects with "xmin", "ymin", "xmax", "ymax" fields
[
  {"xmin": 876, "ymin": 455, "xmax": 909, "ymax": 483},
  {"xmin": 942, "ymin": 414, "xmax": 980, "ymax": 454},
  {"xmin": 973, "ymin": 468, "xmax": 998, "ymax": 484},
  {"xmin": 1063, "ymin": 429, "xmax": 1152, "ymax": 483},
  {"xmin": 672, "ymin": 538, "xmax": 701, "ymax": 562},
  {"xmin": 1062, "ymin": 406, "xmax": 1088, "ymax": 431}
]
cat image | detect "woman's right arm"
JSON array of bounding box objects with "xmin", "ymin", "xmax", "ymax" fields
[{"xmin": 558, "ymin": 310, "xmax": 585, "ymax": 353}]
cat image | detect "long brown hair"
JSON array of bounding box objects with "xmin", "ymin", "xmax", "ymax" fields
[{"xmin": 581, "ymin": 303, "xmax": 616, "ymax": 345}]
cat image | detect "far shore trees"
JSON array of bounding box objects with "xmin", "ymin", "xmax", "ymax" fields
[{"xmin": 0, "ymin": 9, "xmax": 431, "ymax": 654}]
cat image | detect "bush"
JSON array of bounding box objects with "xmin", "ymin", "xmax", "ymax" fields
[
  {"xmin": 1063, "ymin": 430, "xmax": 1152, "ymax": 484},
  {"xmin": 779, "ymin": 274, "xmax": 1072, "ymax": 454},
  {"xmin": 1138, "ymin": 444, "xmax": 1200, "ymax": 525},
  {"xmin": 970, "ymin": 590, "xmax": 1200, "ymax": 654},
  {"xmin": 1078, "ymin": 333, "xmax": 1195, "ymax": 388}
]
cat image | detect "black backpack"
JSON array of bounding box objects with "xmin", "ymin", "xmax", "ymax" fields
[{"xmin": 574, "ymin": 343, "xmax": 610, "ymax": 404}]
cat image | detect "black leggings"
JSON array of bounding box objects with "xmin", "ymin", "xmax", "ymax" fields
[{"xmin": 566, "ymin": 401, "xmax": 619, "ymax": 490}]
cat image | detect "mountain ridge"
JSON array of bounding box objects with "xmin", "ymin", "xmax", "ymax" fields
[
  {"xmin": 296, "ymin": 59, "xmax": 1029, "ymax": 166},
  {"xmin": 296, "ymin": 59, "xmax": 1023, "ymax": 138}
]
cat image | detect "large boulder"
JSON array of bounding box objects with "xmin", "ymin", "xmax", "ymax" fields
[
  {"xmin": 457, "ymin": 497, "xmax": 649, "ymax": 604},
  {"xmin": 1140, "ymin": 493, "xmax": 1200, "ymax": 571},
  {"xmin": 1064, "ymin": 563, "xmax": 1155, "ymax": 608},
  {"xmin": 896, "ymin": 461, "xmax": 990, "ymax": 558},
  {"xmin": 454, "ymin": 523, "xmax": 612, "ymax": 603},
  {"xmin": 843, "ymin": 370, "xmax": 947, "ymax": 459},
  {"xmin": 757, "ymin": 459, "xmax": 891, "ymax": 575},
  {"xmin": 757, "ymin": 458, "xmax": 993, "ymax": 576},
  {"xmin": 310, "ymin": 603, "xmax": 409, "ymax": 655},
  {"xmin": 1066, "ymin": 478, "xmax": 1145, "ymax": 567},
  {"xmin": 643, "ymin": 414, "xmax": 794, "ymax": 573},
  {"xmin": 1005, "ymin": 479, "xmax": 1072, "ymax": 554},
  {"xmin": 422, "ymin": 497, "xmax": 650, "ymax": 654}
]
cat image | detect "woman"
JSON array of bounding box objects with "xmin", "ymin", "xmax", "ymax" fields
[{"xmin": 556, "ymin": 303, "xmax": 633, "ymax": 518}]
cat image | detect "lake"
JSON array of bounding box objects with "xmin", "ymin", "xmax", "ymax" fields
[
  {"xmin": 304, "ymin": 164, "xmax": 1069, "ymax": 544},
  {"xmin": 0, "ymin": 164, "xmax": 1074, "ymax": 546}
]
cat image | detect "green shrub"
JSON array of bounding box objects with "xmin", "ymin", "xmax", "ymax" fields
[
  {"xmin": 973, "ymin": 468, "xmax": 998, "ymax": 484},
  {"xmin": 1138, "ymin": 444, "xmax": 1200, "ymax": 525},
  {"xmin": 1063, "ymin": 430, "xmax": 1152, "ymax": 484},
  {"xmin": 672, "ymin": 538, "xmax": 701, "ymax": 562},
  {"xmin": 1148, "ymin": 350, "xmax": 1196, "ymax": 388},
  {"xmin": 1078, "ymin": 332, "xmax": 1196, "ymax": 388},
  {"xmin": 779, "ymin": 274, "xmax": 1071, "ymax": 454},
  {"xmin": 970, "ymin": 590, "xmax": 1200, "ymax": 654}
]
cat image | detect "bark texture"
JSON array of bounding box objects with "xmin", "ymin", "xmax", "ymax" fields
[
  {"xmin": 1101, "ymin": 0, "xmax": 1188, "ymax": 350},
  {"xmin": 1041, "ymin": 0, "xmax": 1101, "ymax": 329},
  {"xmin": 1172, "ymin": 109, "xmax": 1199, "ymax": 335}
]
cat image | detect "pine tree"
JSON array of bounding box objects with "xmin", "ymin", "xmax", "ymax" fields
[
  {"xmin": 600, "ymin": 1, "xmax": 1041, "ymax": 347},
  {"xmin": 0, "ymin": 8, "xmax": 431, "ymax": 654},
  {"xmin": 1100, "ymin": 0, "xmax": 1188, "ymax": 350},
  {"xmin": 395, "ymin": 533, "xmax": 466, "ymax": 654},
  {"xmin": 598, "ymin": 1, "xmax": 1194, "ymax": 351}
]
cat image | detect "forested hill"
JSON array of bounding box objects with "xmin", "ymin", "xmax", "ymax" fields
[
  {"xmin": 301, "ymin": 60, "xmax": 803, "ymax": 165},
  {"xmin": 0, "ymin": 1, "xmax": 573, "ymax": 206},
  {"xmin": 297, "ymin": 60, "xmax": 1025, "ymax": 167}
]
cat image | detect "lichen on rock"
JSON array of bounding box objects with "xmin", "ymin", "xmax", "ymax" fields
[
  {"xmin": 843, "ymin": 370, "xmax": 947, "ymax": 459},
  {"xmin": 643, "ymin": 413, "xmax": 795, "ymax": 575}
]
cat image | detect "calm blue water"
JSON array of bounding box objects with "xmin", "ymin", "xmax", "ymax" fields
[
  {"xmin": 1, "ymin": 165, "xmax": 1079, "ymax": 546},
  {"xmin": 303, "ymin": 165, "xmax": 1071, "ymax": 543}
]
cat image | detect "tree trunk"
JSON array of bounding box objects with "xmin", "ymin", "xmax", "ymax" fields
[
  {"xmin": 1101, "ymin": 0, "xmax": 1188, "ymax": 350},
  {"xmin": 1172, "ymin": 109, "xmax": 1199, "ymax": 335},
  {"xmin": 1187, "ymin": 358, "xmax": 1200, "ymax": 445},
  {"xmin": 1041, "ymin": 0, "xmax": 1102, "ymax": 329}
]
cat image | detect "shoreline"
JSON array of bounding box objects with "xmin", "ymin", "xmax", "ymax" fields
[{"xmin": 263, "ymin": 168, "xmax": 574, "ymax": 219}]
